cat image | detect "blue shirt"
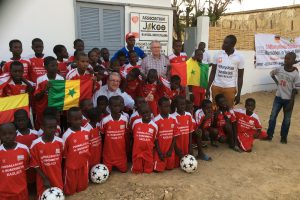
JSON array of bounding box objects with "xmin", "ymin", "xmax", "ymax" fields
[{"xmin": 111, "ymin": 46, "xmax": 146, "ymax": 63}]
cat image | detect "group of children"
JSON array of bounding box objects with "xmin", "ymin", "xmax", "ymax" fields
[{"xmin": 0, "ymin": 37, "xmax": 290, "ymax": 200}]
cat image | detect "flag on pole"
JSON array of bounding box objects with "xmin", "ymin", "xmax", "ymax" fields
[
  {"xmin": 0, "ymin": 93, "xmax": 29, "ymax": 123},
  {"xmin": 48, "ymin": 79, "xmax": 93, "ymax": 111}
]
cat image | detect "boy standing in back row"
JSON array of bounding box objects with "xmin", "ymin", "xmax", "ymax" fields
[{"xmin": 265, "ymin": 52, "xmax": 299, "ymax": 144}]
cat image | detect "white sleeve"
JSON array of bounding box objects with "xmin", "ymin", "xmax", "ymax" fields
[
  {"xmin": 212, "ymin": 52, "xmax": 219, "ymax": 65},
  {"xmin": 237, "ymin": 54, "xmax": 245, "ymax": 69},
  {"xmin": 122, "ymin": 92, "xmax": 135, "ymax": 109}
]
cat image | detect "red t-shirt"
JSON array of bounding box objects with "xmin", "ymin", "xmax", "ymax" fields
[
  {"xmin": 153, "ymin": 114, "xmax": 179, "ymax": 153},
  {"xmin": 0, "ymin": 73, "xmax": 11, "ymax": 97},
  {"xmin": 2, "ymin": 79, "xmax": 33, "ymax": 97},
  {"xmin": 0, "ymin": 143, "xmax": 29, "ymax": 196},
  {"xmin": 158, "ymin": 76, "xmax": 185, "ymax": 99},
  {"xmin": 2, "ymin": 59, "xmax": 31, "ymax": 80},
  {"xmin": 57, "ymin": 61, "xmax": 69, "ymax": 78},
  {"xmin": 194, "ymin": 109, "xmax": 212, "ymax": 130},
  {"xmin": 34, "ymin": 74, "xmax": 64, "ymax": 115},
  {"xmin": 68, "ymin": 56, "xmax": 75, "ymax": 63},
  {"xmin": 30, "ymin": 137, "xmax": 63, "ymax": 190},
  {"xmin": 234, "ymin": 109, "xmax": 262, "ymax": 135},
  {"xmin": 216, "ymin": 110, "xmax": 236, "ymax": 128},
  {"xmin": 125, "ymin": 79, "xmax": 141, "ymax": 99},
  {"xmin": 171, "ymin": 112, "xmax": 194, "ymax": 154},
  {"xmin": 99, "ymin": 114, "xmax": 128, "ymax": 164},
  {"xmin": 84, "ymin": 123, "xmax": 102, "ymax": 167},
  {"xmin": 66, "ymin": 68, "xmax": 93, "ymax": 80},
  {"xmin": 62, "ymin": 127, "xmax": 90, "ymax": 169},
  {"xmin": 28, "ymin": 56, "xmax": 47, "ymax": 83},
  {"xmin": 132, "ymin": 118, "xmax": 157, "ymax": 160},
  {"xmin": 16, "ymin": 129, "xmax": 39, "ymax": 148},
  {"xmin": 168, "ymin": 52, "xmax": 188, "ymax": 64}
]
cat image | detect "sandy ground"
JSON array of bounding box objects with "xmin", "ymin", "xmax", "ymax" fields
[{"xmin": 67, "ymin": 91, "xmax": 300, "ymax": 200}]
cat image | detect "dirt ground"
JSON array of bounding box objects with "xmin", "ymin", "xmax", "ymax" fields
[{"xmin": 68, "ymin": 91, "xmax": 300, "ymax": 200}]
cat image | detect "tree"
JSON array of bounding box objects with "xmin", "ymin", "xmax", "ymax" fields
[{"xmin": 172, "ymin": 0, "xmax": 242, "ymax": 40}]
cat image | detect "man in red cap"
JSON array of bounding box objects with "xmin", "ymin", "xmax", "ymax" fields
[{"xmin": 111, "ymin": 32, "xmax": 146, "ymax": 63}]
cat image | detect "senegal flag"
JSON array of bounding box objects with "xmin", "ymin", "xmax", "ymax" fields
[
  {"xmin": 171, "ymin": 58, "xmax": 209, "ymax": 88},
  {"xmin": 48, "ymin": 79, "xmax": 93, "ymax": 111},
  {"xmin": 0, "ymin": 93, "xmax": 29, "ymax": 123}
]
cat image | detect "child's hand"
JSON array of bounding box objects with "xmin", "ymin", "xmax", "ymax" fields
[
  {"xmin": 45, "ymin": 82, "xmax": 51, "ymax": 92},
  {"xmin": 165, "ymin": 149, "xmax": 173, "ymax": 158},
  {"xmin": 145, "ymin": 92, "xmax": 154, "ymax": 102},
  {"xmin": 43, "ymin": 177, "xmax": 51, "ymax": 189},
  {"xmin": 87, "ymin": 67, "xmax": 95, "ymax": 74},
  {"xmin": 158, "ymin": 152, "xmax": 165, "ymax": 161}
]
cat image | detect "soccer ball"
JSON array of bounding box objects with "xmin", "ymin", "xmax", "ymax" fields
[
  {"xmin": 40, "ymin": 187, "xmax": 64, "ymax": 200},
  {"xmin": 90, "ymin": 164, "xmax": 110, "ymax": 184},
  {"xmin": 180, "ymin": 154, "xmax": 198, "ymax": 173}
]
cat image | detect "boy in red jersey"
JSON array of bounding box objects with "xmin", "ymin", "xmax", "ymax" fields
[
  {"xmin": 30, "ymin": 115, "xmax": 63, "ymax": 199},
  {"xmin": 132, "ymin": 103, "xmax": 157, "ymax": 173},
  {"xmin": 171, "ymin": 96, "xmax": 194, "ymax": 167},
  {"xmin": 53, "ymin": 44, "xmax": 69, "ymax": 78},
  {"xmin": 213, "ymin": 94, "xmax": 241, "ymax": 152},
  {"xmin": 158, "ymin": 75, "xmax": 185, "ymax": 100},
  {"xmin": 62, "ymin": 107, "xmax": 90, "ymax": 195},
  {"xmin": 100, "ymin": 48, "xmax": 110, "ymax": 68},
  {"xmin": 2, "ymin": 61, "xmax": 34, "ymax": 97},
  {"xmin": 153, "ymin": 97, "xmax": 178, "ymax": 172},
  {"xmin": 121, "ymin": 50, "xmax": 141, "ymax": 76},
  {"xmin": 122, "ymin": 68, "xmax": 142, "ymax": 100},
  {"xmin": 0, "ymin": 123, "xmax": 30, "ymax": 200},
  {"xmin": 2, "ymin": 40, "xmax": 31, "ymax": 79},
  {"xmin": 28, "ymin": 38, "xmax": 47, "ymax": 83},
  {"xmin": 96, "ymin": 95, "xmax": 109, "ymax": 122},
  {"xmin": 169, "ymin": 40, "xmax": 188, "ymax": 64},
  {"xmin": 234, "ymin": 98, "xmax": 267, "ymax": 152},
  {"xmin": 34, "ymin": 56, "xmax": 64, "ymax": 128},
  {"xmin": 37, "ymin": 107, "xmax": 62, "ymax": 137},
  {"xmin": 68, "ymin": 39, "xmax": 85, "ymax": 62},
  {"xmin": 88, "ymin": 49, "xmax": 101, "ymax": 70},
  {"xmin": 129, "ymin": 96, "xmax": 147, "ymax": 127},
  {"xmin": 100, "ymin": 96, "xmax": 128, "ymax": 172},
  {"xmin": 138, "ymin": 69, "xmax": 159, "ymax": 116},
  {"xmin": 66, "ymin": 52, "xmax": 94, "ymax": 80},
  {"xmin": 84, "ymin": 108, "xmax": 102, "ymax": 168}
]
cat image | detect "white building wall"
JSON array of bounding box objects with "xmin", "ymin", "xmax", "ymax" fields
[
  {"xmin": 0, "ymin": 0, "xmax": 76, "ymax": 60},
  {"xmin": 80, "ymin": 0, "xmax": 171, "ymax": 8}
]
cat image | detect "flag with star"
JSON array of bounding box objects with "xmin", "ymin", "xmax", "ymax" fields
[
  {"xmin": 170, "ymin": 58, "xmax": 209, "ymax": 87},
  {"xmin": 48, "ymin": 79, "xmax": 93, "ymax": 110}
]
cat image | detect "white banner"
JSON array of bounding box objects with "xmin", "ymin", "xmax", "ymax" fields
[
  {"xmin": 130, "ymin": 13, "xmax": 169, "ymax": 55},
  {"xmin": 255, "ymin": 33, "xmax": 300, "ymax": 69}
]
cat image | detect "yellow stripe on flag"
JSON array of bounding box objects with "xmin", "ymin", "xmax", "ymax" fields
[
  {"xmin": 63, "ymin": 80, "xmax": 80, "ymax": 110},
  {"xmin": 0, "ymin": 93, "xmax": 29, "ymax": 111},
  {"xmin": 186, "ymin": 58, "xmax": 200, "ymax": 86}
]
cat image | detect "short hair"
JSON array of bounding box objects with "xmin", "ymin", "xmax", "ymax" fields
[
  {"xmin": 74, "ymin": 39, "xmax": 84, "ymax": 46},
  {"xmin": 53, "ymin": 45, "xmax": 65, "ymax": 55},
  {"xmin": 128, "ymin": 50, "xmax": 136, "ymax": 56},
  {"xmin": 9, "ymin": 39, "xmax": 22, "ymax": 48},
  {"xmin": 100, "ymin": 48, "xmax": 108, "ymax": 53},
  {"xmin": 174, "ymin": 95, "xmax": 186, "ymax": 104},
  {"xmin": 245, "ymin": 98, "xmax": 256, "ymax": 105},
  {"xmin": 0, "ymin": 122, "xmax": 16, "ymax": 132},
  {"xmin": 10, "ymin": 61, "xmax": 23, "ymax": 71},
  {"xmin": 150, "ymin": 40, "xmax": 161, "ymax": 48},
  {"xmin": 194, "ymin": 49, "xmax": 203, "ymax": 55},
  {"xmin": 226, "ymin": 35, "xmax": 237, "ymax": 45},
  {"xmin": 108, "ymin": 72, "xmax": 121, "ymax": 80},
  {"xmin": 43, "ymin": 107, "xmax": 58, "ymax": 116},
  {"xmin": 97, "ymin": 95, "xmax": 109, "ymax": 105},
  {"xmin": 215, "ymin": 93, "xmax": 225, "ymax": 103},
  {"xmin": 88, "ymin": 49, "xmax": 98, "ymax": 57},
  {"xmin": 286, "ymin": 52, "xmax": 296, "ymax": 60},
  {"xmin": 91, "ymin": 47, "xmax": 100, "ymax": 52},
  {"xmin": 158, "ymin": 96, "xmax": 170, "ymax": 106},
  {"xmin": 75, "ymin": 51, "xmax": 87, "ymax": 60},
  {"xmin": 148, "ymin": 69, "xmax": 158, "ymax": 75},
  {"xmin": 32, "ymin": 38, "xmax": 43, "ymax": 45},
  {"xmin": 201, "ymin": 99, "xmax": 212, "ymax": 108},
  {"xmin": 79, "ymin": 99, "xmax": 92, "ymax": 109},
  {"xmin": 42, "ymin": 114, "xmax": 57, "ymax": 124},
  {"xmin": 44, "ymin": 56, "xmax": 56, "ymax": 67},
  {"xmin": 173, "ymin": 40, "xmax": 182, "ymax": 45},
  {"xmin": 67, "ymin": 107, "xmax": 81, "ymax": 118},
  {"xmin": 117, "ymin": 51, "xmax": 126, "ymax": 59},
  {"xmin": 109, "ymin": 96, "xmax": 121, "ymax": 105},
  {"xmin": 170, "ymin": 75, "xmax": 181, "ymax": 82},
  {"xmin": 14, "ymin": 109, "xmax": 28, "ymax": 119},
  {"xmin": 86, "ymin": 108, "xmax": 99, "ymax": 122}
]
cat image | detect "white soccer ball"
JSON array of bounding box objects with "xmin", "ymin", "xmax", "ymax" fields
[
  {"xmin": 180, "ymin": 154, "xmax": 198, "ymax": 173},
  {"xmin": 40, "ymin": 187, "xmax": 64, "ymax": 200},
  {"xmin": 90, "ymin": 164, "xmax": 110, "ymax": 184}
]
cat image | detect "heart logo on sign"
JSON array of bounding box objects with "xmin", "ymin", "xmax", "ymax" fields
[{"xmin": 132, "ymin": 16, "xmax": 139, "ymax": 23}]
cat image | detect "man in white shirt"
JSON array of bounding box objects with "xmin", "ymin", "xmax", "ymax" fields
[
  {"xmin": 206, "ymin": 35, "xmax": 245, "ymax": 108},
  {"xmin": 92, "ymin": 72, "xmax": 134, "ymax": 109}
]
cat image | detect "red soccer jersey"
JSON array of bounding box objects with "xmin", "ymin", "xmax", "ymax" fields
[
  {"xmin": 28, "ymin": 55, "xmax": 47, "ymax": 83},
  {"xmin": 138, "ymin": 81, "xmax": 159, "ymax": 116},
  {"xmin": 194, "ymin": 109, "xmax": 212, "ymax": 130},
  {"xmin": 62, "ymin": 127, "xmax": 90, "ymax": 169},
  {"xmin": 16, "ymin": 129, "xmax": 39, "ymax": 148},
  {"xmin": 0, "ymin": 73, "xmax": 11, "ymax": 97},
  {"xmin": 68, "ymin": 56, "xmax": 75, "ymax": 63},
  {"xmin": 153, "ymin": 114, "xmax": 179, "ymax": 153},
  {"xmin": 57, "ymin": 61, "xmax": 69, "ymax": 78},
  {"xmin": 158, "ymin": 76, "xmax": 185, "ymax": 99},
  {"xmin": 125, "ymin": 79, "xmax": 141, "ymax": 99},
  {"xmin": 99, "ymin": 114, "xmax": 128, "ymax": 165},
  {"xmin": 0, "ymin": 143, "xmax": 30, "ymax": 197},
  {"xmin": 171, "ymin": 112, "xmax": 194, "ymax": 154},
  {"xmin": 168, "ymin": 52, "xmax": 188, "ymax": 64},
  {"xmin": 30, "ymin": 137, "xmax": 64, "ymax": 192},
  {"xmin": 2, "ymin": 59, "xmax": 31, "ymax": 80},
  {"xmin": 84, "ymin": 123, "xmax": 102, "ymax": 167},
  {"xmin": 132, "ymin": 118, "xmax": 157, "ymax": 160},
  {"xmin": 66, "ymin": 68, "xmax": 93, "ymax": 80},
  {"xmin": 216, "ymin": 110, "xmax": 236, "ymax": 128},
  {"xmin": 3, "ymin": 79, "xmax": 33, "ymax": 97},
  {"xmin": 234, "ymin": 109, "xmax": 262, "ymax": 135}
]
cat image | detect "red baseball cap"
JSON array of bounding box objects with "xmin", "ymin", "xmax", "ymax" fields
[{"xmin": 126, "ymin": 32, "xmax": 135, "ymax": 40}]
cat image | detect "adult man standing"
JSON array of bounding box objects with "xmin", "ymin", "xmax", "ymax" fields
[
  {"xmin": 111, "ymin": 33, "xmax": 146, "ymax": 63},
  {"xmin": 141, "ymin": 40, "xmax": 170, "ymax": 78},
  {"xmin": 92, "ymin": 72, "xmax": 134, "ymax": 109},
  {"xmin": 206, "ymin": 35, "xmax": 244, "ymax": 108}
]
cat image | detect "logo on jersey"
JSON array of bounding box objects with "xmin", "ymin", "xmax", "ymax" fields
[
  {"xmin": 120, "ymin": 125, "xmax": 125, "ymax": 129},
  {"xmin": 149, "ymin": 128, "xmax": 154, "ymax": 133},
  {"xmin": 217, "ymin": 57, "xmax": 222, "ymax": 63},
  {"xmin": 171, "ymin": 124, "xmax": 174, "ymax": 128},
  {"xmin": 40, "ymin": 150, "xmax": 44, "ymax": 154},
  {"xmin": 56, "ymin": 149, "xmax": 60, "ymax": 154},
  {"xmin": 85, "ymin": 135, "xmax": 89, "ymax": 140},
  {"xmin": 17, "ymin": 155, "xmax": 24, "ymax": 161},
  {"xmin": 73, "ymin": 139, "xmax": 77, "ymax": 143},
  {"xmin": 249, "ymin": 120, "xmax": 254, "ymax": 125},
  {"xmin": 2, "ymin": 159, "xmax": 6, "ymax": 163}
]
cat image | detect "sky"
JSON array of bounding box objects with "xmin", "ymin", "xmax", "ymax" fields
[{"xmin": 227, "ymin": 0, "xmax": 300, "ymax": 12}]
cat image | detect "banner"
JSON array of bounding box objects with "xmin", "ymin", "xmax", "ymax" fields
[
  {"xmin": 130, "ymin": 13, "xmax": 169, "ymax": 55},
  {"xmin": 255, "ymin": 33, "xmax": 300, "ymax": 69}
]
